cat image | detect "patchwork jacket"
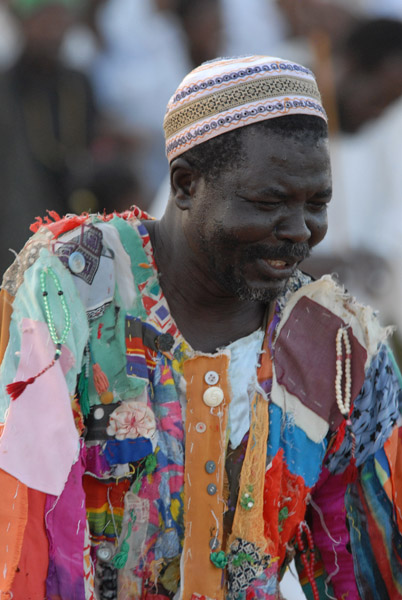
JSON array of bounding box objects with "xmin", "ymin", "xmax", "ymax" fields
[{"xmin": 0, "ymin": 208, "xmax": 401, "ymax": 600}]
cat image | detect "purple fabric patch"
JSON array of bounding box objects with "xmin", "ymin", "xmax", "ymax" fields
[
  {"xmin": 274, "ymin": 297, "xmax": 367, "ymax": 430},
  {"xmin": 86, "ymin": 444, "xmax": 110, "ymax": 477},
  {"xmin": 311, "ymin": 467, "xmax": 360, "ymax": 599},
  {"xmin": 45, "ymin": 442, "xmax": 87, "ymax": 600}
]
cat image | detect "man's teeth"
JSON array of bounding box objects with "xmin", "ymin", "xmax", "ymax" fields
[{"xmin": 267, "ymin": 260, "xmax": 287, "ymax": 268}]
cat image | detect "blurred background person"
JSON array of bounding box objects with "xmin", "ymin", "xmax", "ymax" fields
[{"xmin": 0, "ymin": 0, "xmax": 97, "ymax": 275}]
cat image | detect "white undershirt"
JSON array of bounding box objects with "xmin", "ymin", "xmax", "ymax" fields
[{"xmin": 227, "ymin": 328, "xmax": 265, "ymax": 448}]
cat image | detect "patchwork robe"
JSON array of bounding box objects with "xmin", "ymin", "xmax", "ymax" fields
[{"xmin": 0, "ymin": 208, "xmax": 401, "ymax": 600}]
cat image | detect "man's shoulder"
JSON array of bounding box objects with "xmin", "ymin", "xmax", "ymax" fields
[
  {"xmin": 1, "ymin": 208, "xmax": 154, "ymax": 298},
  {"xmin": 279, "ymin": 273, "xmax": 391, "ymax": 358}
]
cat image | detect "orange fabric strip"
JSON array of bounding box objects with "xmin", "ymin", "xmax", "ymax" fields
[
  {"xmin": 0, "ymin": 289, "xmax": 13, "ymax": 367},
  {"xmin": 228, "ymin": 392, "xmax": 270, "ymax": 553},
  {"xmin": 182, "ymin": 354, "xmax": 231, "ymax": 600},
  {"xmin": 10, "ymin": 488, "xmax": 49, "ymax": 600},
  {"xmin": 384, "ymin": 426, "xmax": 402, "ymax": 532},
  {"xmin": 0, "ymin": 469, "xmax": 28, "ymax": 598},
  {"xmin": 228, "ymin": 342, "xmax": 272, "ymax": 554}
]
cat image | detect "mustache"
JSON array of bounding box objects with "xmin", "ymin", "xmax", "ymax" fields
[{"xmin": 245, "ymin": 241, "xmax": 311, "ymax": 262}]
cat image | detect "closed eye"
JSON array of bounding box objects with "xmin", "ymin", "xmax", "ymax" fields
[{"xmin": 306, "ymin": 201, "xmax": 329, "ymax": 212}]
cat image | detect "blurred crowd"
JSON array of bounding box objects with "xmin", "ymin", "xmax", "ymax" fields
[{"xmin": 1, "ymin": 0, "xmax": 402, "ymax": 355}]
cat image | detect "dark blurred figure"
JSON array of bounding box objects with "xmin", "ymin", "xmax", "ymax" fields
[
  {"xmin": 174, "ymin": 0, "xmax": 223, "ymax": 67},
  {"xmin": 333, "ymin": 18, "xmax": 402, "ymax": 132},
  {"xmin": 0, "ymin": 0, "xmax": 97, "ymax": 277},
  {"xmin": 70, "ymin": 158, "xmax": 143, "ymax": 216}
]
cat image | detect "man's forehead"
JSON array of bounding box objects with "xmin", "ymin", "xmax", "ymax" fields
[{"xmin": 164, "ymin": 55, "xmax": 327, "ymax": 163}]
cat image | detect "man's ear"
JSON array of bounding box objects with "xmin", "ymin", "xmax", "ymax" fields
[{"xmin": 170, "ymin": 157, "xmax": 200, "ymax": 211}]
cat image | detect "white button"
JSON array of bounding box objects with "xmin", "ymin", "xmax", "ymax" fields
[
  {"xmin": 195, "ymin": 422, "xmax": 207, "ymax": 433},
  {"xmin": 68, "ymin": 251, "xmax": 86, "ymax": 274},
  {"xmin": 96, "ymin": 542, "xmax": 114, "ymax": 562},
  {"xmin": 204, "ymin": 370, "xmax": 220, "ymax": 385},
  {"xmin": 94, "ymin": 407, "xmax": 105, "ymax": 420},
  {"xmin": 203, "ymin": 386, "xmax": 224, "ymax": 407}
]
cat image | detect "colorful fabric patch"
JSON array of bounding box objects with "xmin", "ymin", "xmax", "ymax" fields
[
  {"xmin": 310, "ymin": 467, "xmax": 359, "ymax": 599},
  {"xmin": 263, "ymin": 450, "xmax": 309, "ymax": 565},
  {"xmin": 10, "ymin": 488, "xmax": 48, "ymax": 600},
  {"xmin": 45, "ymin": 442, "xmax": 89, "ymax": 599},
  {"xmin": 346, "ymin": 458, "xmax": 402, "ymax": 598},
  {"xmin": 0, "ymin": 470, "xmax": 28, "ymax": 595},
  {"xmin": 104, "ymin": 437, "xmax": 153, "ymax": 465},
  {"xmin": 327, "ymin": 345, "xmax": 401, "ymax": 475},
  {"xmin": 125, "ymin": 316, "xmax": 157, "ymax": 380},
  {"xmin": 227, "ymin": 538, "xmax": 271, "ymax": 599},
  {"xmin": 0, "ymin": 319, "xmax": 78, "ymax": 496},
  {"xmin": 55, "ymin": 223, "xmax": 103, "ymax": 285},
  {"xmin": 267, "ymin": 403, "xmax": 327, "ymax": 488},
  {"xmin": 83, "ymin": 476, "xmax": 130, "ymax": 543},
  {"xmin": 274, "ymin": 296, "xmax": 367, "ymax": 430}
]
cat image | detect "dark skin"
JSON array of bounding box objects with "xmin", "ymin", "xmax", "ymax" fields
[{"xmin": 144, "ymin": 127, "xmax": 332, "ymax": 353}]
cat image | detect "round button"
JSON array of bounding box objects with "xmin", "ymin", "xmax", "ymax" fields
[
  {"xmin": 94, "ymin": 407, "xmax": 105, "ymax": 420},
  {"xmin": 205, "ymin": 460, "xmax": 216, "ymax": 474},
  {"xmin": 96, "ymin": 542, "xmax": 114, "ymax": 562},
  {"xmin": 203, "ymin": 386, "xmax": 224, "ymax": 407},
  {"xmin": 209, "ymin": 537, "xmax": 220, "ymax": 550},
  {"xmin": 207, "ymin": 483, "xmax": 217, "ymax": 495},
  {"xmin": 68, "ymin": 251, "xmax": 86, "ymax": 274},
  {"xmin": 195, "ymin": 422, "xmax": 207, "ymax": 433},
  {"xmin": 204, "ymin": 370, "xmax": 220, "ymax": 385}
]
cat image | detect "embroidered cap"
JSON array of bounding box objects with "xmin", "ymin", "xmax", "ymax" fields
[{"xmin": 164, "ymin": 55, "xmax": 327, "ymax": 162}]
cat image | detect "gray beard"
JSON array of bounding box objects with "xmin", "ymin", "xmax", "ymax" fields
[{"xmin": 215, "ymin": 268, "xmax": 287, "ymax": 303}]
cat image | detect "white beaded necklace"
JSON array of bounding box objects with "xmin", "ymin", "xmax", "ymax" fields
[{"xmin": 335, "ymin": 327, "xmax": 352, "ymax": 417}]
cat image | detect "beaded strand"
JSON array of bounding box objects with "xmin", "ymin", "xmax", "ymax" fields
[
  {"xmin": 335, "ymin": 327, "xmax": 352, "ymax": 418},
  {"xmin": 40, "ymin": 267, "xmax": 71, "ymax": 360},
  {"xmin": 6, "ymin": 267, "xmax": 72, "ymax": 401},
  {"xmin": 296, "ymin": 521, "xmax": 320, "ymax": 600}
]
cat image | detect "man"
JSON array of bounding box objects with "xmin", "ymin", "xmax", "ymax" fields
[
  {"xmin": 0, "ymin": 0, "xmax": 97, "ymax": 278},
  {"xmin": 0, "ymin": 56, "xmax": 401, "ymax": 600}
]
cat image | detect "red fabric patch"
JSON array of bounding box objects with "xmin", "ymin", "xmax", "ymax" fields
[
  {"xmin": 274, "ymin": 296, "xmax": 367, "ymax": 430},
  {"xmin": 263, "ymin": 450, "xmax": 310, "ymax": 564}
]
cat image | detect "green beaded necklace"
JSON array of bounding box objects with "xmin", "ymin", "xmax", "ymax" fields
[
  {"xmin": 40, "ymin": 267, "xmax": 71, "ymax": 358},
  {"xmin": 6, "ymin": 267, "xmax": 72, "ymax": 401}
]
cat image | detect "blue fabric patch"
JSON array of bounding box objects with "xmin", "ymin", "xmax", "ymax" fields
[
  {"xmin": 327, "ymin": 344, "xmax": 401, "ymax": 475},
  {"xmin": 103, "ymin": 437, "xmax": 152, "ymax": 465},
  {"xmin": 346, "ymin": 456, "xmax": 402, "ymax": 599},
  {"xmin": 267, "ymin": 403, "xmax": 327, "ymax": 487},
  {"xmin": 375, "ymin": 446, "xmax": 391, "ymax": 480}
]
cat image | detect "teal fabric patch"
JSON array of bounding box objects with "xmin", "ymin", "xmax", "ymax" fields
[{"xmin": 0, "ymin": 249, "xmax": 89, "ymax": 420}]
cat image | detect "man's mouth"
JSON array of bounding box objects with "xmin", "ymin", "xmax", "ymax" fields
[
  {"xmin": 256, "ymin": 256, "xmax": 299, "ymax": 278},
  {"xmin": 266, "ymin": 259, "xmax": 288, "ymax": 270}
]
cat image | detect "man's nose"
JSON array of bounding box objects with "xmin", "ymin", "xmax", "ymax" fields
[{"xmin": 274, "ymin": 210, "xmax": 311, "ymax": 243}]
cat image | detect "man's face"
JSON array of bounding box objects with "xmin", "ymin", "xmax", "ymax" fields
[{"xmin": 182, "ymin": 126, "xmax": 332, "ymax": 303}]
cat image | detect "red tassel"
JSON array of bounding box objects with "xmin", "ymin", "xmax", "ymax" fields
[
  {"xmin": 6, "ymin": 357, "xmax": 57, "ymax": 401},
  {"xmin": 6, "ymin": 377, "xmax": 36, "ymax": 401},
  {"xmin": 342, "ymin": 457, "xmax": 358, "ymax": 484}
]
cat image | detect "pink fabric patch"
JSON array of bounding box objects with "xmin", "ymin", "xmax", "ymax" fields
[
  {"xmin": 311, "ymin": 467, "xmax": 360, "ymax": 599},
  {"xmin": 45, "ymin": 442, "xmax": 87, "ymax": 599},
  {"xmin": 0, "ymin": 318, "xmax": 78, "ymax": 495}
]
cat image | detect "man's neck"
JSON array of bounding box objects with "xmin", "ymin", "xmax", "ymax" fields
[{"xmin": 143, "ymin": 219, "xmax": 268, "ymax": 353}]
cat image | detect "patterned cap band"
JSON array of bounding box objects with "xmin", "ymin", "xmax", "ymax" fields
[{"xmin": 164, "ymin": 55, "xmax": 327, "ymax": 162}]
